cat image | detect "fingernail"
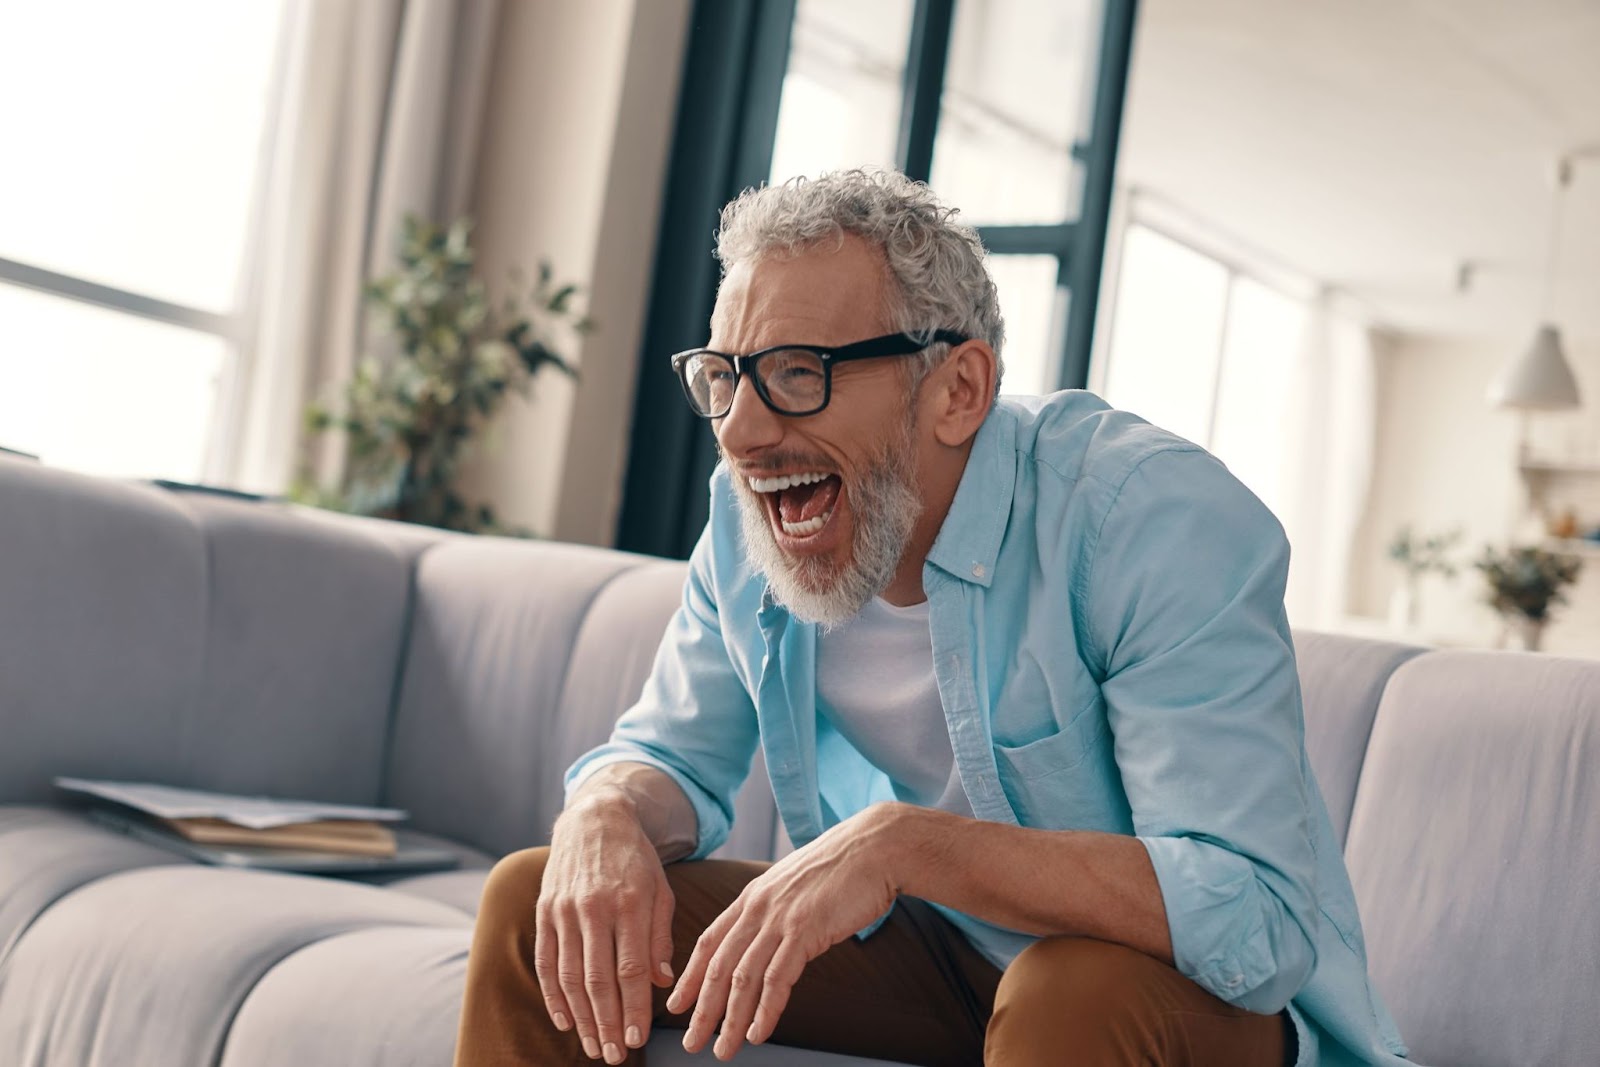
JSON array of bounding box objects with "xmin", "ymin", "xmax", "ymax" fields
[
  {"xmin": 746, "ymin": 1024, "xmax": 762, "ymax": 1045},
  {"xmin": 665, "ymin": 991, "xmax": 681, "ymax": 1014},
  {"xmin": 659, "ymin": 961, "xmax": 674, "ymax": 978},
  {"xmin": 682, "ymin": 1032, "xmax": 694, "ymax": 1052},
  {"xmin": 603, "ymin": 1042, "xmax": 622, "ymax": 1064},
  {"xmin": 582, "ymin": 1036, "xmax": 599, "ymax": 1059},
  {"xmin": 626, "ymin": 1025, "xmax": 641, "ymax": 1047}
]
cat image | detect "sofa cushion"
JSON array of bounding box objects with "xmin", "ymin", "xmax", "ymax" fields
[
  {"xmin": 0, "ymin": 865, "xmax": 470, "ymax": 1067},
  {"xmin": 167, "ymin": 492, "xmax": 416, "ymax": 803},
  {"xmin": 0, "ymin": 806, "xmax": 179, "ymax": 963},
  {"xmin": 220, "ymin": 926, "xmax": 472, "ymax": 1067},
  {"xmin": 380, "ymin": 868, "xmax": 494, "ymax": 917},
  {"xmin": 0, "ymin": 461, "xmax": 418, "ymax": 808},
  {"xmin": 1291, "ymin": 630, "xmax": 1425, "ymax": 845},
  {"xmin": 1343, "ymin": 649, "xmax": 1600, "ymax": 1067},
  {"xmin": 383, "ymin": 538, "xmax": 646, "ymax": 856},
  {"xmin": 0, "ymin": 463, "xmax": 207, "ymax": 803}
]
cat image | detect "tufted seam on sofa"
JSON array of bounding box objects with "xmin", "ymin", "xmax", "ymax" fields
[
  {"xmin": 1338, "ymin": 643, "xmax": 1434, "ymax": 853},
  {"xmin": 0, "ymin": 839, "xmax": 186, "ymax": 970},
  {"xmin": 377, "ymin": 539, "xmax": 445, "ymax": 808},
  {"xmin": 209, "ymin": 917, "xmax": 474, "ymax": 1067},
  {"xmin": 546, "ymin": 557, "xmax": 656, "ymax": 724}
]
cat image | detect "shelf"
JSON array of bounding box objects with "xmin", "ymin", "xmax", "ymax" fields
[{"xmin": 1519, "ymin": 460, "xmax": 1600, "ymax": 476}]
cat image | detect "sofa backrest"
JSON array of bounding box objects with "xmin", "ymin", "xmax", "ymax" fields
[
  {"xmin": 1291, "ymin": 630, "xmax": 1426, "ymax": 846},
  {"xmin": 380, "ymin": 538, "xmax": 782, "ymax": 861},
  {"xmin": 0, "ymin": 460, "xmax": 418, "ymax": 807},
  {"xmin": 1343, "ymin": 649, "xmax": 1600, "ymax": 1067}
]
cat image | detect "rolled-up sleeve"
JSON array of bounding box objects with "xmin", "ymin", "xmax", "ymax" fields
[
  {"xmin": 1081, "ymin": 447, "xmax": 1318, "ymax": 1014},
  {"xmin": 564, "ymin": 521, "xmax": 761, "ymax": 860}
]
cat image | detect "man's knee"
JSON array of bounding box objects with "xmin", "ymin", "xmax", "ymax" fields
[
  {"xmin": 988, "ymin": 937, "xmax": 1166, "ymax": 1060},
  {"xmin": 476, "ymin": 846, "xmax": 552, "ymax": 928}
]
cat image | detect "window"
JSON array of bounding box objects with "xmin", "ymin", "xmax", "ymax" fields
[
  {"xmin": 1098, "ymin": 222, "xmax": 1310, "ymax": 517},
  {"xmin": 766, "ymin": 0, "xmax": 1127, "ymax": 397},
  {"xmin": 619, "ymin": 0, "xmax": 1137, "ymax": 558},
  {"xmin": 0, "ymin": 1, "xmax": 287, "ymax": 481}
]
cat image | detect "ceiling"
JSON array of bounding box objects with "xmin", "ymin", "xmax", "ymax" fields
[{"xmin": 1118, "ymin": 0, "xmax": 1600, "ymax": 339}]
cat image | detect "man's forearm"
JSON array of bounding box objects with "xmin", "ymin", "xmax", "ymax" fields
[
  {"xmin": 883, "ymin": 803, "xmax": 1174, "ymax": 965},
  {"xmin": 564, "ymin": 761, "xmax": 699, "ymax": 864}
]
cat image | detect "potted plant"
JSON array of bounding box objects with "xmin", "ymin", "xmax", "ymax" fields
[
  {"xmin": 293, "ymin": 214, "xmax": 591, "ymax": 535},
  {"xmin": 1474, "ymin": 544, "xmax": 1583, "ymax": 651},
  {"xmin": 1385, "ymin": 525, "xmax": 1461, "ymax": 630}
]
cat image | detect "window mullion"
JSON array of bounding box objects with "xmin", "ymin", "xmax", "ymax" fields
[
  {"xmin": 1056, "ymin": 0, "xmax": 1139, "ymax": 391},
  {"xmin": 0, "ymin": 256, "xmax": 233, "ymax": 338},
  {"xmin": 977, "ymin": 223, "xmax": 1075, "ymax": 258},
  {"xmin": 895, "ymin": 0, "xmax": 956, "ymax": 182}
]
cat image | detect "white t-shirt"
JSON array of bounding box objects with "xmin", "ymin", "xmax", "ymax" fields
[{"xmin": 814, "ymin": 597, "xmax": 973, "ymax": 816}]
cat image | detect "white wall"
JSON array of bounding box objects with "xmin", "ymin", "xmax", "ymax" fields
[
  {"xmin": 455, "ymin": 0, "xmax": 690, "ymax": 544},
  {"xmin": 1354, "ymin": 330, "xmax": 1600, "ymax": 655}
]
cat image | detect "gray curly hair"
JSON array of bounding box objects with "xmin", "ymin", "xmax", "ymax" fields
[{"xmin": 715, "ymin": 168, "xmax": 1005, "ymax": 393}]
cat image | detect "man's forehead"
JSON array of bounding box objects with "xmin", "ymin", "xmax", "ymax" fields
[{"xmin": 709, "ymin": 238, "xmax": 891, "ymax": 348}]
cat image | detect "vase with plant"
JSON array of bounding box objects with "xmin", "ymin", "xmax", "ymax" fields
[
  {"xmin": 1385, "ymin": 524, "xmax": 1461, "ymax": 631},
  {"xmin": 1474, "ymin": 544, "xmax": 1583, "ymax": 651},
  {"xmin": 293, "ymin": 214, "xmax": 590, "ymax": 535}
]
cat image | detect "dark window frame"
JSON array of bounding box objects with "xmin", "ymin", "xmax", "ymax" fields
[{"xmin": 617, "ymin": 0, "xmax": 1138, "ymax": 559}]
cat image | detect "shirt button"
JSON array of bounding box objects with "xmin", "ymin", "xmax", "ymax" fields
[
  {"xmin": 972, "ymin": 563, "xmax": 985, "ymax": 578},
  {"xmin": 1225, "ymin": 975, "xmax": 1244, "ymax": 988}
]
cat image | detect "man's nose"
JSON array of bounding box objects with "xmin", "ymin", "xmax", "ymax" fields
[{"xmin": 714, "ymin": 374, "xmax": 784, "ymax": 458}]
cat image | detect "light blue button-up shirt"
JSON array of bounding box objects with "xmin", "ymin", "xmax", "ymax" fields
[{"xmin": 568, "ymin": 391, "xmax": 1409, "ymax": 1066}]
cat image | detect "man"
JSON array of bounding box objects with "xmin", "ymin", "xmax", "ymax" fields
[{"xmin": 454, "ymin": 170, "xmax": 1410, "ymax": 1066}]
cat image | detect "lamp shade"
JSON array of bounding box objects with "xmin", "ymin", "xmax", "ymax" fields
[{"xmin": 1487, "ymin": 324, "xmax": 1582, "ymax": 410}]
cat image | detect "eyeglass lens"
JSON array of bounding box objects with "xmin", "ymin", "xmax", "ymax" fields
[{"xmin": 684, "ymin": 349, "xmax": 827, "ymax": 415}]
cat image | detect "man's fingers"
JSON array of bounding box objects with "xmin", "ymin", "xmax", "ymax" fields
[
  {"xmin": 650, "ymin": 876, "xmax": 676, "ymax": 988},
  {"xmin": 713, "ymin": 930, "xmax": 781, "ymax": 1061},
  {"xmin": 681, "ymin": 914, "xmax": 761, "ymax": 1055},
  {"xmin": 580, "ymin": 919, "xmax": 626, "ymax": 1063},
  {"xmin": 746, "ymin": 941, "xmax": 806, "ymax": 1046},
  {"xmin": 667, "ymin": 901, "xmax": 737, "ymax": 1014},
  {"xmin": 532, "ymin": 901, "xmax": 573, "ymax": 1033},
  {"xmin": 613, "ymin": 902, "xmax": 654, "ymax": 1051},
  {"xmin": 555, "ymin": 909, "xmax": 602, "ymax": 1060}
]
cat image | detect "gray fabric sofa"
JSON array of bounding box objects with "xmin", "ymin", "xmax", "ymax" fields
[{"xmin": 1, "ymin": 454, "xmax": 1595, "ymax": 1067}]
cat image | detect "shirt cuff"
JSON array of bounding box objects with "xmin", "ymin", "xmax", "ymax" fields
[{"xmin": 565, "ymin": 747, "xmax": 730, "ymax": 860}]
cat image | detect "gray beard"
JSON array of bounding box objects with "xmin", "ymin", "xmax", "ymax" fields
[{"xmin": 733, "ymin": 419, "xmax": 923, "ymax": 632}]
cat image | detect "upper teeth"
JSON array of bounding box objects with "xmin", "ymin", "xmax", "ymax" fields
[{"xmin": 749, "ymin": 471, "xmax": 829, "ymax": 493}]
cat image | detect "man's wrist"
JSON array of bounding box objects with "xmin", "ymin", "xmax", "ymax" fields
[
  {"xmin": 558, "ymin": 785, "xmax": 642, "ymax": 832},
  {"xmin": 868, "ymin": 801, "xmax": 941, "ymax": 897},
  {"xmin": 564, "ymin": 769, "xmax": 697, "ymax": 863}
]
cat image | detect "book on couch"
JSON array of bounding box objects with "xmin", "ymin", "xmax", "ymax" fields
[{"xmin": 55, "ymin": 777, "xmax": 459, "ymax": 874}]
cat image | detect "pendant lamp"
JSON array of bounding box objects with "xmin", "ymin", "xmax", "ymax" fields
[{"xmin": 1488, "ymin": 158, "xmax": 1581, "ymax": 415}]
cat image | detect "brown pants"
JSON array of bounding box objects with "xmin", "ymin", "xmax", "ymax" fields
[{"xmin": 455, "ymin": 847, "xmax": 1291, "ymax": 1066}]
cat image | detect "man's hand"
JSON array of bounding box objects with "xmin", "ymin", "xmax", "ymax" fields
[
  {"xmin": 665, "ymin": 804, "xmax": 904, "ymax": 1060},
  {"xmin": 536, "ymin": 795, "xmax": 677, "ymax": 1063}
]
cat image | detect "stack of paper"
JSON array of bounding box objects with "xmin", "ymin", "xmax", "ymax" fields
[{"xmin": 55, "ymin": 778, "xmax": 409, "ymax": 857}]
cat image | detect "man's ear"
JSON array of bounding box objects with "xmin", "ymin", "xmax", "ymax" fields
[{"xmin": 929, "ymin": 340, "xmax": 998, "ymax": 447}]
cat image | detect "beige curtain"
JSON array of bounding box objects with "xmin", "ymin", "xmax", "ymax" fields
[
  {"xmin": 213, "ymin": 0, "xmax": 500, "ymax": 496},
  {"xmin": 1279, "ymin": 298, "xmax": 1379, "ymax": 629}
]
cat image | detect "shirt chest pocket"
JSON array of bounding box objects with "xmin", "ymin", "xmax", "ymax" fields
[{"xmin": 992, "ymin": 711, "xmax": 1132, "ymax": 833}]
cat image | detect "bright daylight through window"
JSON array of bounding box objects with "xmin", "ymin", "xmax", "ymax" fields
[
  {"xmin": 0, "ymin": 1, "xmax": 286, "ymax": 481},
  {"xmin": 768, "ymin": 0, "xmax": 1100, "ymax": 397},
  {"xmin": 1100, "ymin": 222, "xmax": 1310, "ymax": 525}
]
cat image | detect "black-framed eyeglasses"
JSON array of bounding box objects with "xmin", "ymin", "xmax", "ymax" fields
[{"xmin": 669, "ymin": 330, "xmax": 968, "ymax": 419}]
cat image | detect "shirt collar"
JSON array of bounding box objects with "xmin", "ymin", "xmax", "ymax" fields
[{"xmin": 924, "ymin": 404, "xmax": 1016, "ymax": 589}]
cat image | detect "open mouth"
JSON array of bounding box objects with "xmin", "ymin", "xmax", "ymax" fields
[{"xmin": 748, "ymin": 471, "xmax": 843, "ymax": 541}]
